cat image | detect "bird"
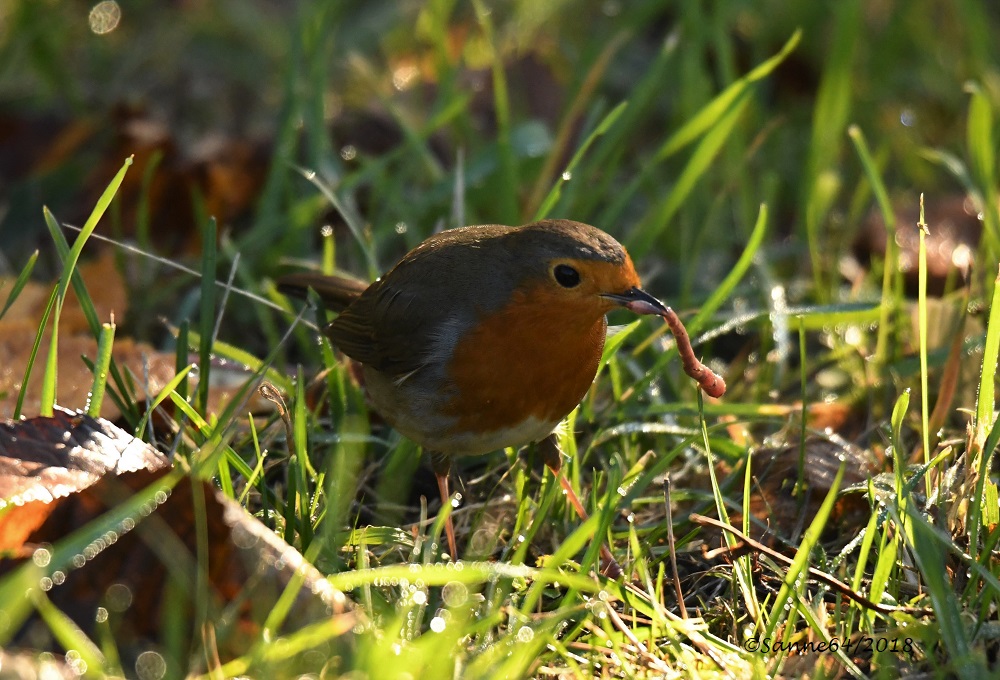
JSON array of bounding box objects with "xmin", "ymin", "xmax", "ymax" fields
[{"xmin": 280, "ymin": 219, "xmax": 684, "ymax": 564}]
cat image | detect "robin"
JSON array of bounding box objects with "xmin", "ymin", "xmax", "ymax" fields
[{"xmin": 280, "ymin": 219, "xmax": 711, "ymax": 563}]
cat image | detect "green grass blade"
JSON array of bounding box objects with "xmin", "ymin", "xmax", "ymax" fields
[
  {"xmin": 902, "ymin": 504, "xmax": 979, "ymax": 674},
  {"xmin": 45, "ymin": 210, "xmax": 139, "ymax": 425},
  {"xmin": 29, "ymin": 589, "xmax": 106, "ymax": 672},
  {"xmin": 974, "ymin": 265, "xmax": 1000, "ymax": 446},
  {"xmin": 598, "ymin": 31, "xmax": 799, "ymax": 229},
  {"xmin": 197, "ymin": 218, "xmax": 217, "ymax": 415},
  {"xmin": 0, "ymin": 469, "xmax": 183, "ymax": 647},
  {"xmin": 890, "ymin": 388, "xmax": 911, "ymax": 512},
  {"xmin": 37, "ymin": 157, "xmax": 131, "ymax": 416},
  {"xmin": 0, "ymin": 249, "xmax": 39, "ymax": 320},
  {"xmin": 848, "ymin": 125, "xmax": 899, "ymax": 367},
  {"xmin": 135, "ymin": 364, "xmax": 196, "ymax": 438},
  {"xmin": 969, "ymin": 268, "xmax": 1000, "ymax": 551},
  {"xmin": 966, "ymin": 84, "xmax": 1000, "ymax": 259},
  {"xmin": 472, "ymin": 0, "xmax": 518, "ymax": 224},
  {"xmin": 699, "ymin": 391, "xmax": 758, "ymax": 621},
  {"xmin": 629, "ymin": 94, "xmax": 749, "ymax": 258},
  {"xmin": 690, "ymin": 202, "xmax": 768, "ymax": 334},
  {"xmin": 13, "ymin": 286, "xmax": 57, "ymax": 420},
  {"xmin": 865, "ymin": 512, "xmax": 899, "ymax": 629},
  {"xmin": 917, "ymin": 196, "xmax": 931, "ymax": 496},
  {"xmin": 533, "ymin": 101, "xmax": 628, "ymax": 221},
  {"xmin": 802, "ymin": 0, "xmax": 861, "ymax": 298},
  {"xmin": 85, "ymin": 319, "xmax": 115, "ymax": 417},
  {"xmin": 182, "ymin": 328, "xmax": 293, "ymax": 394},
  {"xmin": 657, "ymin": 30, "xmax": 800, "ymax": 161},
  {"xmin": 763, "ymin": 461, "xmax": 846, "ymax": 640},
  {"xmin": 850, "ymin": 505, "xmax": 880, "ymax": 623}
]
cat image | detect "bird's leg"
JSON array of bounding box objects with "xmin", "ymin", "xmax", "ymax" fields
[
  {"xmin": 430, "ymin": 452, "xmax": 458, "ymax": 560},
  {"xmin": 539, "ymin": 434, "xmax": 624, "ymax": 579}
]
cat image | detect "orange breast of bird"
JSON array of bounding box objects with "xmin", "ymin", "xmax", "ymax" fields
[{"xmin": 440, "ymin": 280, "xmax": 609, "ymax": 450}]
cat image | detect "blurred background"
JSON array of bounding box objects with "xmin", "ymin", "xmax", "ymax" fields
[{"xmin": 1, "ymin": 0, "xmax": 998, "ymax": 348}]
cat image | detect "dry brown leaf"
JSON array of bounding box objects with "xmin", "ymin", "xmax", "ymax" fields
[
  {"xmin": 0, "ymin": 249, "xmax": 179, "ymax": 420},
  {"xmin": 0, "ymin": 407, "xmax": 169, "ymax": 552},
  {"xmin": 0, "ymin": 410, "xmax": 355, "ymax": 668}
]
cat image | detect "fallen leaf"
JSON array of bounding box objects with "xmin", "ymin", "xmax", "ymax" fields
[{"xmin": 0, "ymin": 410, "xmax": 355, "ymax": 671}]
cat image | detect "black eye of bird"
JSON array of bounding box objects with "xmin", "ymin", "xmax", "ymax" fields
[{"xmin": 553, "ymin": 264, "xmax": 581, "ymax": 288}]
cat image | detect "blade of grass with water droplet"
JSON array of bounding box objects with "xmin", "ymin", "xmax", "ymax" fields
[
  {"xmin": 85, "ymin": 320, "xmax": 115, "ymax": 418},
  {"xmin": 533, "ymin": 101, "xmax": 628, "ymax": 221}
]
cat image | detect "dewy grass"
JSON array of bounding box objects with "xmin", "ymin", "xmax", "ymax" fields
[
  {"xmin": 849, "ymin": 124, "xmax": 901, "ymax": 372},
  {"xmin": 85, "ymin": 319, "xmax": 115, "ymax": 417},
  {"xmin": 10, "ymin": 2, "xmax": 1000, "ymax": 675},
  {"xmin": 39, "ymin": 158, "xmax": 132, "ymax": 417},
  {"xmin": 917, "ymin": 195, "xmax": 932, "ymax": 497}
]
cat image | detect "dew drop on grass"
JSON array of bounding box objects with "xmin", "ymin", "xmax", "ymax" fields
[
  {"xmin": 517, "ymin": 626, "xmax": 534, "ymax": 642},
  {"xmin": 32, "ymin": 547, "xmax": 51, "ymax": 567},
  {"xmin": 64, "ymin": 650, "xmax": 87, "ymax": 676},
  {"xmin": 442, "ymin": 581, "xmax": 468, "ymax": 607},
  {"xmin": 88, "ymin": 0, "xmax": 121, "ymax": 35},
  {"xmin": 106, "ymin": 583, "xmax": 133, "ymax": 612},
  {"xmin": 430, "ymin": 616, "xmax": 446, "ymax": 633},
  {"xmin": 135, "ymin": 650, "xmax": 167, "ymax": 680},
  {"xmin": 561, "ymin": 171, "xmax": 572, "ymax": 181}
]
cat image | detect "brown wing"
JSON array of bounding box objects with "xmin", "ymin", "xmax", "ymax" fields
[
  {"xmin": 324, "ymin": 278, "xmax": 434, "ymax": 375},
  {"xmin": 325, "ymin": 225, "xmax": 519, "ymax": 378}
]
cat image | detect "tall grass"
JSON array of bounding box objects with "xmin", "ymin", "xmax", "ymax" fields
[{"xmin": 2, "ymin": 0, "xmax": 1000, "ymax": 677}]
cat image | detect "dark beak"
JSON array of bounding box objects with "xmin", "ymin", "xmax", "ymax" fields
[{"xmin": 602, "ymin": 287, "xmax": 668, "ymax": 316}]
